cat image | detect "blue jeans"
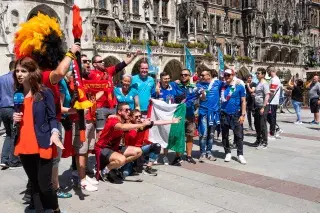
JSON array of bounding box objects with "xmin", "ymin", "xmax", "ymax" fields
[
  {"xmin": 198, "ymin": 115, "xmax": 215, "ymax": 155},
  {"xmin": 141, "ymin": 144, "xmax": 160, "ymax": 162},
  {"xmin": 122, "ymin": 144, "xmax": 160, "ymax": 177},
  {"xmin": 0, "ymin": 107, "xmax": 20, "ymax": 166},
  {"xmin": 292, "ymin": 100, "xmax": 302, "ymax": 121}
]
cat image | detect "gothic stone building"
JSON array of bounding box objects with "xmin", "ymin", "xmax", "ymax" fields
[{"xmin": 0, "ymin": 0, "xmax": 319, "ymax": 82}]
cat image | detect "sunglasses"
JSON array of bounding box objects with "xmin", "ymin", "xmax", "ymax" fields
[
  {"xmin": 122, "ymin": 108, "xmax": 131, "ymax": 112},
  {"xmin": 180, "ymin": 74, "xmax": 190, "ymax": 77},
  {"xmin": 134, "ymin": 115, "xmax": 142, "ymax": 119},
  {"xmin": 94, "ymin": 60, "xmax": 104, "ymax": 63},
  {"xmin": 224, "ymin": 73, "xmax": 232, "ymax": 77},
  {"xmin": 82, "ymin": 60, "xmax": 91, "ymax": 64}
]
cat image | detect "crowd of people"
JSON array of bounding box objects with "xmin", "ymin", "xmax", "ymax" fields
[
  {"xmin": 0, "ymin": 43, "xmax": 291, "ymax": 210},
  {"xmin": 1, "ymin": 12, "xmax": 319, "ymax": 213}
]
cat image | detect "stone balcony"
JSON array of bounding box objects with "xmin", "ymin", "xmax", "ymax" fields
[
  {"xmin": 263, "ymin": 37, "xmax": 302, "ymax": 49},
  {"xmin": 95, "ymin": 42, "xmax": 206, "ymax": 56}
]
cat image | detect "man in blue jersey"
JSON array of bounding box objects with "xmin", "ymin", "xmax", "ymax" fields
[
  {"xmin": 220, "ymin": 69, "xmax": 247, "ymax": 164},
  {"xmin": 152, "ymin": 71, "xmax": 176, "ymax": 103},
  {"xmin": 197, "ymin": 69, "xmax": 223, "ymax": 162},
  {"xmin": 132, "ymin": 61, "xmax": 155, "ymax": 116}
]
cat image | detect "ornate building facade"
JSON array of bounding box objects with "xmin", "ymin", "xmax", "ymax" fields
[{"xmin": 0, "ymin": 0, "xmax": 319, "ymax": 81}]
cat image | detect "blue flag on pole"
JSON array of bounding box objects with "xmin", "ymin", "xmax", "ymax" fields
[
  {"xmin": 146, "ymin": 44, "xmax": 157, "ymax": 75},
  {"xmin": 185, "ymin": 46, "xmax": 195, "ymax": 74},
  {"xmin": 218, "ymin": 48, "xmax": 224, "ymax": 77}
]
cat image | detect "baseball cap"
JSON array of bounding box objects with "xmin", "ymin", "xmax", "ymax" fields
[{"xmin": 224, "ymin": 69, "xmax": 234, "ymax": 75}]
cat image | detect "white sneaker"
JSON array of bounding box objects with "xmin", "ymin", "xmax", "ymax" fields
[
  {"xmin": 268, "ymin": 136, "xmax": 276, "ymax": 140},
  {"xmin": 163, "ymin": 156, "xmax": 169, "ymax": 165},
  {"xmin": 80, "ymin": 179, "xmax": 98, "ymax": 192},
  {"xmin": 238, "ymin": 155, "xmax": 247, "ymax": 165},
  {"xmin": 294, "ymin": 121, "xmax": 303, "ymax": 125},
  {"xmin": 224, "ymin": 153, "xmax": 231, "ymax": 162},
  {"xmin": 86, "ymin": 175, "xmax": 99, "ymax": 185}
]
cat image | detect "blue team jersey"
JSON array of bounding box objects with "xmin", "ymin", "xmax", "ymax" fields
[
  {"xmin": 114, "ymin": 87, "xmax": 138, "ymax": 110},
  {"xmin": 152, "ymin": 82, "xmax": 177, "ymax": 103},
  {"xmin": 197, "ymin": 79, "xmax": 223, "ymax": 115},
  {"xmin": 171, "ymin": 81, "xmax": 196, "ymax": 118},
  {"xmin": 221, "ymin": 84, "xmax": 246, "ymax": 115},
  {"xmin": 131, "ymin": 75, "xmax": 155, "ymax": 112}
]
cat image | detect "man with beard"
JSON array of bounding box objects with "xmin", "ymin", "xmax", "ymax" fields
[{"xmin": 171, "ymin": 69, "xmax": 198, "ymax": 164}]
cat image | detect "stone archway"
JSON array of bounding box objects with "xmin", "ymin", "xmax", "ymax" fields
[
  {"xmin": 163, "ymin": 59, "xmax": 183, "ymax": 80},
  {"xmin": 27, "ymin": 4, "xmax": 60, "ymax": 20},
  {"xmin": 290, "ymin": 49, "xmax": 299, "ymax": 65},
  {"xmin": 103, "ymin": 56, "xmax": 122, "ymax": 85}
]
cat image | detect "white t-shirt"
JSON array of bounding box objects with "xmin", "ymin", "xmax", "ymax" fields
[{"xmin": 269, "ymin": 76, "xmax": 281, "ymax": 105}]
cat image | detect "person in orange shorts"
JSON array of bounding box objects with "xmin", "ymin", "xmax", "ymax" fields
[{"xmin": 13, "ymin": 57, "xmax": 64, "ymax": 213}]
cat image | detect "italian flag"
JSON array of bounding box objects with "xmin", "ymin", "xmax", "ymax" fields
[{"xmin": 145, "ymin": 99, "xmax": 186, "ymax": 153}]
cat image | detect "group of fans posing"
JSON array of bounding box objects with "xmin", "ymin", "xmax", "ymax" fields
[{"xmin": 1, "ymin": 44, "xmax": 283, "ymax": 213}]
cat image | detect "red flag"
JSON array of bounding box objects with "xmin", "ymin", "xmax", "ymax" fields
[{"xmin": 72, "ymin": 5, "xmax": 82, "ymax": 39}]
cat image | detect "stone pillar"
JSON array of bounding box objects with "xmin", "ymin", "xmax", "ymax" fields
[
  {"xmin": 159, "ymin": 0, "xmax": 162, "ymax": 19},
  {"xmin": 188, "ymin": 17, "xmax": 190, "ymax": 34},
  {"xmin": 194, "ymin": 17, "xmax": 197, "ymax": 40},
  {"xmin": 129, "ymin": 0, "xmax": 132, "ymax": 14}
]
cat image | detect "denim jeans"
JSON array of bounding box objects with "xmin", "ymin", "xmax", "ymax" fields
[
  {"xmin": 292, "ymin": 100, "xmax": 302, "ymax": 121},
  {"xmin": 198, "ymin": 115, "xmax": 216, "ymax": 155},
  {"xmin": 122, "ymin": 144, "xmax": 161, "ymax": 177},
  {"xmin": 141, "ymin": 144, "xmax": 161, "ymax": 162},
  {"xmin": 0, "ymin": 107, "xmax": 20, "ymax": 166}
]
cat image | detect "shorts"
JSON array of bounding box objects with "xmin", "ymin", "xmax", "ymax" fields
[
  {"xmin": 185, "ymin": 117, "xmax": 195, "ymax": 137},
  {"xmin": 310, "ymin": 98, "xmax": 319, "ymax": 113},
  {"xmin": 52, "ymin": 122, "xmax": 63, "ymax": 168},
  {"xmin": 96, "ymin": 107, "xmax": 116, "ymax": 130},
  {"xmin": 73, "ymin": 121, "xmax": 96, "ymax": 155},
  {"xmin": 100, "ymin": 148, "xmax": 114, "ymax": 169}
]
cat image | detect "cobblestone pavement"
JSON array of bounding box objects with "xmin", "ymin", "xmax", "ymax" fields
[{"xmin": 1, "ymin": 109, "xmax": 320, "ymax": 213}]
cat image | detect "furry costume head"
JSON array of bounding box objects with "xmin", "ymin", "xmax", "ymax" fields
[{"xmin": 14, "ymin": 12, "xmax": 65, "ymax": 70}]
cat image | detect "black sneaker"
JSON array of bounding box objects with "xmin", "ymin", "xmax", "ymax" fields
[
  {"xmin": 143, "ymin": 166, "xmax": 157, "ymax": 176},
  {"xmin": 107, "ymin": 170, "xmax": 123, "ymax": 183},
  {"xmin": 252, "ymin": 141, "xmax": 260, "ymax": 147},
  {"xmin": 231, "ymin": 144, "xmax": 237, "ymax": 150},
  {"xmin": 256, "ymin": 143, "xmax": 268, "ymax": 150},
  {"xmin": 0, "ymin": 163, "xmax": 9, "ymax": 170},
  {"xmin": 22, "ymin": 191, "xmax": 32, "ymax": 204},
  {"xmin": 186, "ymin": 156, "xmax": 196, "ymax": 164},
  {"xmin": 171, "ymin": 157, "xmax": 182, "ymax": 166},
  {"xmin": 114, "ymin": 169, "xmax": 125, "ymax": 180},
  {"xmin": 99, "ymin": 170, "xmax": 109, "ymax": 182},
  {"xmin": 9, "ymin": 163, "xmax": 23, "ymax": 169}
]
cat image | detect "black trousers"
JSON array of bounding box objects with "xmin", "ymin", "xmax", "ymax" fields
[
  {"xmin": 221, "ymin": 113, "xmax": 244, "ymax": 156},
  {"xmin": 20, "ymin": 154, "xmax": 59, "ymax": 213},
  {"xmin": 267, "ymin": 105, "xmax": 278, "ymax": 136},
  {"xmin": 254, "ymin": 107, "xmax": 268, "ymax": 145}
]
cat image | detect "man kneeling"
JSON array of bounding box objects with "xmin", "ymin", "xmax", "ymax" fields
[
  {"xmin": 94, "ymin": 103, "xmax": 151, "ymax": 182},
  {"xmin": 123, "ymin": 109, "xmax": 180, "ymax": 176}
]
